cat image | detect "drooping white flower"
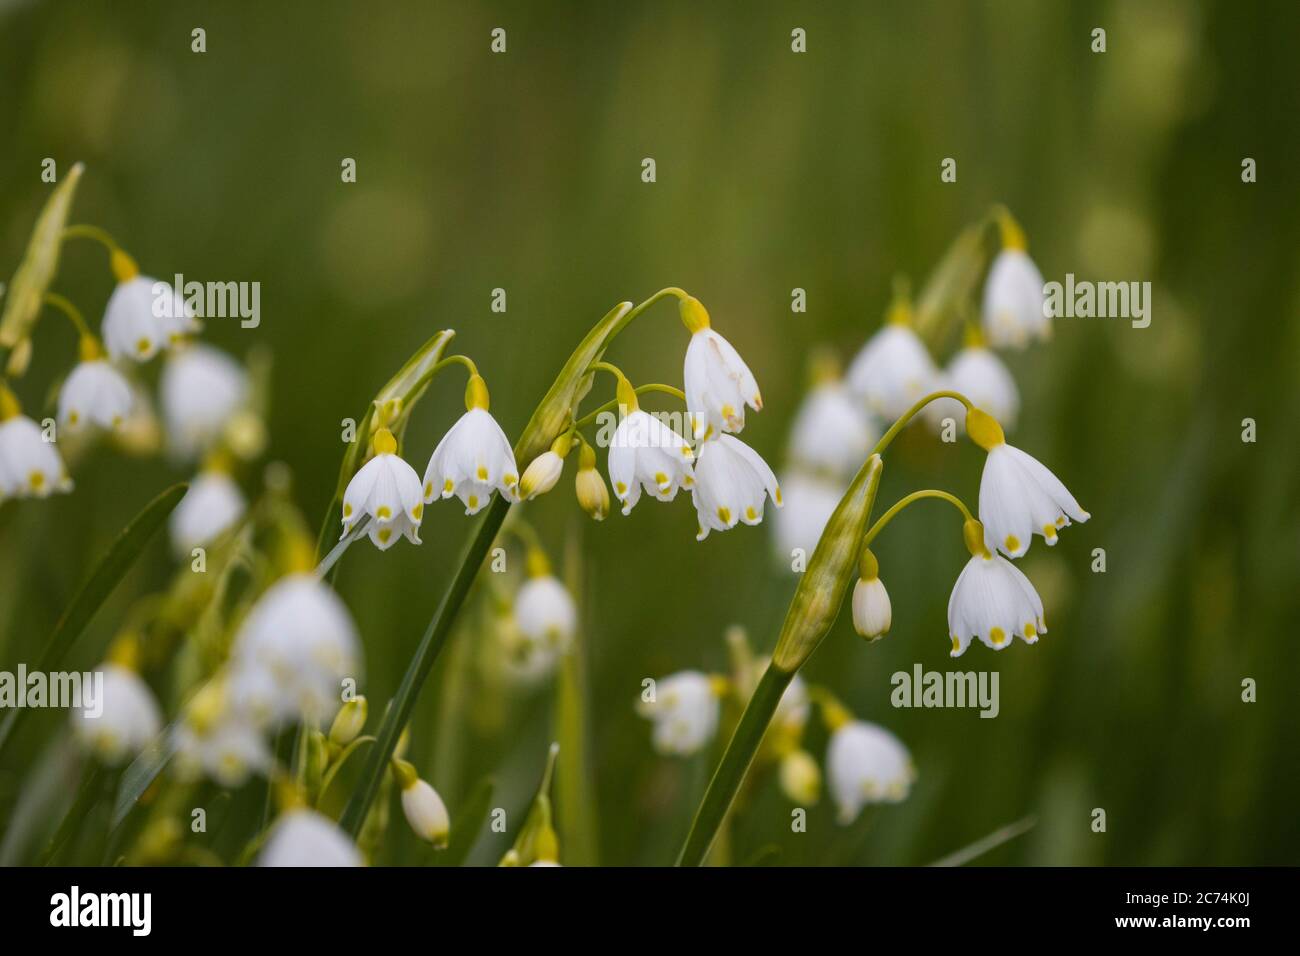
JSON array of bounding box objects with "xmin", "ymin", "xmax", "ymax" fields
[
  {"xmin": 228, "ymin": 573, "xmax": 361, "ymax": 725},
  {"xmin": 788, "ymin": 379, "xmax": 877, "ymax": 478},
  {"xmin": 981, "ymin": 217, "xmax": 1048, "ymax": 348},
  {"xmin": 637, "ymin": 670, "xmax": 721, "ymax": 757},
  {"xmin": 680, "ymin": 296, "xmax": 762, "ymax": 440},
  {"xmin": 607, "ymin": 408, "xmax": 695, "ymax": 515},
  {"xmin": 395, "ymin": 765, "xmax": 450, "ymax": 847},
  {"xmin": 491, "ymin": 607, "xmax": 562, "ymax": 685},
  {"xmin": 518, "ymin": 450, "xmax": 564, "ymax": 500},
  {"xmin": 771, "ymin": 471, "xmax": 844, "ymax": 560},
  {"xmin": 514, "ymin": 568, "xmax": 577, "ymax": 651},
  {"xmin": 173, "ymin": 712, "xmax": 271, "ymax": 788},
  {"xmin": 947, "ymin": 549, "xmax": 1047, "ymax": 657},
  {"xmin": 343, "ymin": 427, "xmax": 424, "ymax": 550},
  {"xmin": 101, "ymin": 275, "xmax": 199, "ymax": 363},
  {"xmin": 0, "ymin": 402, "xmax": 72, "ymax": 499},
  {"xmin": 258, "ymin": 809, "xmax": 362, "ymax": 867},
  {"xmin": 170, "ymin": 469, "xmax": 245, "ymax": 556},
  {"xmin": 690, "ymin": 434, "xmax": 782, "ymax": 540},
  {"xmin": 925, "ymin": 344, "xmax": 1020, "ymax": 435},
  {"xmin": 846, "ymin": 310, "xmax": 938, "ymax": 421},
  {"xmin": 159, "ymin": 342, "xmax": 248, "ymax": 461},
  {"xmin": 967, "ymin": 408, "xmax": 1088, "ymax": 559},
  {"xmin": 58, "ymin": 354, "xmax": 133, "ymax": 433},
  {"xmin": 423, "ymin": 378, "xmax": 519, "ymax": 514},
  {"xmin": 852, "ymin": 576, "xmax": 891, "ymax": 641},
  {"xmin": 826, "ymin": 720, "xmax": 915, "ymax": 823},
  {"xmin": 71, "ymin": 663, "xmax": 161, "ymax": 765}
]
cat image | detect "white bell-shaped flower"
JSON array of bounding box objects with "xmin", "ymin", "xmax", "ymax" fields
[
  {"xmin": 258, "ymin": 809, "xmax": 363, "ymax": 867},
  {"xmin": 393, "ymin": 760, "xmax": 450, "ymax": 847},
  {"xmin": 607, "ymin": 406, "xmax": 695, "ymax": 515},
  {"xmin": 948, "ymin": 550, "xmax": 1047, "ymax": 657},
  {"xmin": 58, "ymin": 338, "xmax": 133, "ymax": 432},
  {"xmin": 101, "ymin": 275, "xmax": 199, "ymax": 362},
  {"xmin": 967, "ymin": 409, "xmax": 1088, "ymax": 558},
  {"xmin": 982, "ymin": 249, "xmax": 1048, "ymax": 349},
  {"xmin": 788, "ymin": 379, "xmax": 877, "ymax": 478},
  {"xmin": 423, "ymin": 375, "xmax": 519, "ymax": 514},
  {"xmin": 0, "ymin": 396, "xmax": 72, "ymax": 499},
  {"xmin": 170, "ymin": 468, "xmax": 245, "ymax": 556},
  {"xmin": 690, "ymin": 434, "xmax": 782, "ymax": 540},
  {"xmin": 228, "ymin": 573, "xmax": 361, "ymax": 724},
  {"xmin": 343, "ymin": 427, "xmax": 424, "ymax": 549},
  {"xmin": 637, "ymin": 670, "xmax": 721, "ymax": 757},
  {"xmin": 71, "ymin": 663, "xmax": 161, "ymax": 765},
  {"xmin": 846, "ymin": 296, "xmax": 938, "ymax": 421},
  {"xmin": 925, "ymin": 342, "xmax": 1020, "ymax": 435},
  {"xmin": 680, "ymin": 296, "xmax": 762, "ymax": 440},
  {"xmin": 827, "ymin": 720, "xmax": 915, "ymax": 823},
  {"xmin": 159, "ymin": 342, "xmax": 248, "ymax": 462},
  {"xmin": 514, "ymin": 553, "xmax": 577, "ymax": 651},
  {"xmin": 770, "ymin": 470, "xmax": 844, "ymax": 560},
  {"xmin": 852, "ymin": 550, "xmax": 892, "ymax": 641}
]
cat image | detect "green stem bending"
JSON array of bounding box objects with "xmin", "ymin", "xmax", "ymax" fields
[
  {"xmin": 870, "ymin": 389, "xmax": 972, "ymax": 457},
  {"xmin": 338, "ymin": 493, "xmax": 512, "ymax": 837},
  {"xmin": 676, "ymin": 662, "xmax": 793, "ymax": 866},
  {"xmin": 863, "ymin": 489, "xmax": 973, "ymax": 548}
]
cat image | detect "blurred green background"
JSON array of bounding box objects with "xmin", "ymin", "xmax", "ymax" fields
[{"xmin": 1, "ymin": 0, "xmax": 1298, "ymax": 865}]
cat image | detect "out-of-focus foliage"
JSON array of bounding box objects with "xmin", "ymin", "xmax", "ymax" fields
[{"xmin": 0, "ymin": 0, "xmax": 1297, "ymax": 865}]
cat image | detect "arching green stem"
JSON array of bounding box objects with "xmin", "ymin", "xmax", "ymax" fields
[{"xmin": 862, "ymin": 489, "xmax": 974, "ymax": 548}]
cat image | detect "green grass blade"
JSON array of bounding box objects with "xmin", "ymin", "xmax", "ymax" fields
[
  {"xmin": 0, "ymin": 483, "xmax": 185, "ymax": 760},
  {"xmin": 440, "ymin": 776, "xmax": 494, "ymax": 867}
]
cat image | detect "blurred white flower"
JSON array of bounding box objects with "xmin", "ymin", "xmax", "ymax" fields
[
  {"xmin": 343, "ymin": 427, "xmax": 424, "ymax": 550},
  {"xmin": 170, "ymin": 469, "xmax": 245, "ymax": 556},
  {"xmin": 948, "ymin": 551, "xmax": 1047, "ymax": 657},
  {"xmin": 258, "ymin": 809, "xmax": 362, "ymax": 867},
  {"xmin": 637, "ymin": 670, "xmax": 721, "ymax": 757},
  {"xmin": 0, "ymin": 407, "xmax": 72, "ymax": 499},
  {"xmin": 926, "ymin": 345, "xmax": 1020, "ymax": 435},
  {"xmin": 227, "ymin": 573, "xmax": 360, "ymax": 725},
  {"xmin": 681, "ymin": 297, "xmax": 762, "ymax": 440},
  {"xmin": 102, "ymin": 276, "xmax": 197, "ymax": 362},
  {"xmin": 690, "ymin": 434, "xmax": 782, "ymax": 541},
  {"xmin": 851, "ymin": 575, "xmax": 891, "ymax": 641},
  {"xmin": 58, "ymin": 358, "xmax": 133, "ymax": 432},
  {"xmin": 788, "ymin": 379, "xmax": 876, "ymax": 477},
  {"xmin": 771, "ymin": 470, "xmax": 844, "ymax": 560},
  {"xmin": 71, "ymin": 663, "xmax": 161, "ymax": 765},
  {"xmin": 772, "ymin": 670, "xmax": 811, "ymax": 734},
  {"xmin": 827, "ymin": 720, "xmax": 915, "ymax": 823},
  {"xmin": 982, "ymin": 248, "xmax": 1048, "ymax": 348},
  {"xmin": 423, "ymin": 405, "xmax": 519, "ymax": 514},
  {"xmin": 607, "ymin": 409, "xmax": 695, "ymax": 515},
  {"xmin": 160, "ymin": 342, "xmax": 247, "ymax": 461},
  {"xmin": 514, "ymin": 572, "xmax": 577, "ymax": 651},
  {"xmin": 846, "ymin": 322, "xmax": 937, "ymax": 421},
  {"xmin": 173, "ymin": 713, "xmax": 271, "ymax": 788}
]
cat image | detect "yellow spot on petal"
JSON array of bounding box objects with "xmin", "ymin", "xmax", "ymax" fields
[
  {"xmin": 951, "ymin": 636, "xmax": 961, "ymax": 653},
  {"xmin": 476, "ymin": 465, "xmax": 488, "ymax": 481},
  {"xmin": 443, "ymin": 478, "xmax": 454, "ymax": 494},
  {"xmin": 1056, "ymin": 516, "xmax": 1067, "ymax": 527},
  {"xmin": 615, "ymin": 481, "xmax": 627, "ymax": 494},
  {"xmin": 990, "ymin": 627, "xmax": 1006, "ymax": 646},
  {"xmin": 377, "ymin": 528, "xmax": 392, "ymax": 543},
  {"xmin": 343, "ymin": 504, "xmax": 353, "ymax": 517},
  {"xmin": 654, "ymin": 471, "xmax": 668, "ymax": 486},
  {"xmin": 745, "ymin": 506, "xmax": 757, "ymax": 520},
  {"xmin": 721, "ymin": 403, "xmax": 735, "ymax": 420},
  {"xmin": 376, "ymin": 506, "xmax": 391, "ymax": 519},
  {"xmin": 411, "ymin": 503, "xmax": 423, "ymax": 520},
  {"xmin": 775, "ymin": 487, "xmax": 783, "ymax": 505},
  {"xmin": 1005, "ymin": 535, "xmax": 1020, "ymax": 552},
  {"xmin": 1042, "ymin": 524, "xmax": 1058, "ymax": 540},
  {"xmin": 136, "ymin": 337, "xmax": 152, "ymax": 355},
  {"xmin": 1024, "ymin": 623, "xmax": 1037, "ymax": 638},
  {"xmin": 717, "ymin": 507, "xmax": 731, "ymax": 524},
  {"xmin": 468, "ymin": 495, "xmax": 479, "ymax": 509},
  {"xmin": 68, "ymin": 411, "xmax": 79, "ymax": 425},
  {"xmin": 681, "ymin": 446, "xmax": 693, "ymax": 459},
  {"xmin": 504, "ymin": 474, "xmax": 517, "ymax": 486},
  {"xmin": 29, "ymin": 471, "xmax": 45, "ymax": 490}
]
